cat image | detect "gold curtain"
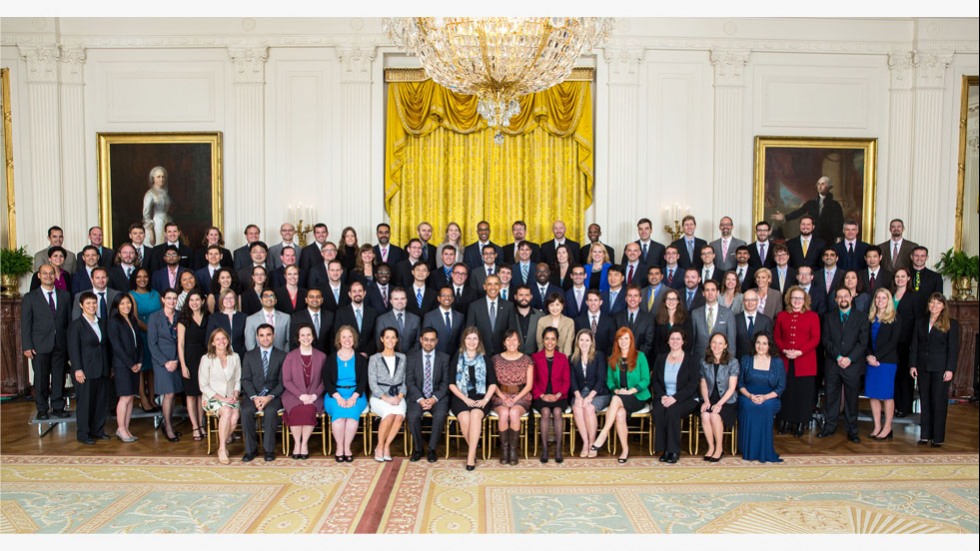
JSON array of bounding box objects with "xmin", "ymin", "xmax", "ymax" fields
[{"xmin": 385, "ymin": 79, "xmax": 594, "ymax": 246}]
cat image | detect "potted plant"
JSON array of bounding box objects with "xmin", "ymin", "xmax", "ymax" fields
[
  {"xmin": 0, "ymin": 246, "xmax": 34, "ymax": 298},
  {"xmin": 934, "ymin": 248, "xmax": 980, "ymax": 301}
]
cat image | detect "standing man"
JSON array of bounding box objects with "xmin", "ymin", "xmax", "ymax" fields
[
  {"xmin": 622, "ymin": 218, "xmax": 664, "ymax": 269},
  {"xmin": 787, "ymin": 216, "xmax": 825, "ymax": 270},
  {"xmin": 417, "ymin": 221, "xmax": 438, "ymax": 271},
  {"xmin": 748, "ymin": 220, "xmax": 775, "ymax": 269},
  {"xmin": 574, "ymin": 290, "xmax": 616, "ymax": 357},
  {"xmin": 833, "ymin": 220, "xmax": 869, "ymax": 271},
  {"xmin": 463, "ymin": 221, "xmax": 502, "ymax": 270},
  {"xmin": 669, "ymin": 215, "xmax": 708, "ymax": 271},
  {"xmin": 878, "ymin": 218, "xmax": 918, "ymax": 274},
  {"xmin": 375, "ymin": 288, "xmax": 420, "ymax": 353},
  {"xmin": 313, "ymin": 260, "xmax": 349, "ymax": 314},
  {"xmin": 333, "ymin": 281, "xmax": 379, "ymax": 356},
  {"xmin": 698, "ymin": 245, "xmax": 723, "ymax": 287},
  {"xmin": 267, "ymin": 223, "xmax": 299, "ymax": 271},
  {"xmin": 690, "ymin": 280, "xmax": 736, "ymax": 361},
  {"xmin": 67, "ymin": 292, "xmax": 111, "ymax": 444},
  {"xmin": 128, "ymin": 224, "xmax": 150, "ymax": 270},
  {"xmin": 365, "ymin": 264, "xmax": 393, "ymax": 314},
  {"xmin": 393, "ymin": 238, "xmax": 425, "ymax": 289},
  {"xmin": 469, "ymin": 244, "xmax": 501, "ymax": 292},
  {"xmin": 540, "ymin": 220, "xmax": 580, "ymax": 267},
  {"xmin": 405, "ymin": 328, "xmax": 451, "ymax": 462},
  {"xmin": 72, "ymin": 267, "xmax": 120, "ymax": 320},
  {"xmin": 465, "ymin": 274, "xmax": 517, "ymax": 356},
  {"xmin": 108, "ymin": 243, "xmax": 139, "ymax": 292},
  {"xmin": 513, "ymin": 286, "xmax": 544, "ymax": 354},
  {"xmin": 818, "ymin": 288, "xmax": 869, "ymax": 442},
  {"xmin": 290, "ymin": 289, "xmax": 334, "ymax": 354},
  {"xmin": 564, "ymin": 265, "xmax": 589, "ymax": 318},
  {"xmin": 663, "ymin": 246, "xmax": 684, "ymax": 290},
  {"xmin": 732, "ymin": 246, "xmax": 756, "ymax": 290},
  {"xmin": 614, "ymin": 285, "xmax": 655, "ymax": 357},
  {"xmin": 772, "ymin": 176, "xmax": 845, "ymax": 245},
  {"xmin": 511, "ymin": 241, "xmax": 536, "ymax": 288},
  {"xmin": 502, "ymin": 220, "xmax": 540, "ymax": 265},
  {"xmin": 82, "ymin": 226, "xmax": 114, "ymax": 268},
  {"xmin": 530, "ymin": 262, "xmax": 562, "ymax": 310},
  {"xmin": 423, "ymin": 286, "xmax": 464, "ymax": 354},
  {"xmin": 770, "ymin": 245, "xmax": 797, "ymax": 294},
  {"xmin": 812, "ymin": 248, "xmax": 843, "ymax": 314},
  {"xmin": 733, "ymin": 289, "xmax": 772, "ymax": 359},
  {"xmin": 240, "ymin": 324, "xmax": 286, "ymax": 462},
  {"xmin": 448, "ymin": 263, "xmax": 479, "ymax": 314},
  {"xmin": 71, "ymin": 246, "xmax": 102, "ymax": 295},
  {"xmin": 796, "ymin": 266, "xmax": 827, "ymax": 316},
  {"xmin": 151, "ymin": 246, "xmax": 192, "ymax": 295},
  {"xmin": 195, "ymin": 245, "xmax": 225, "ymax": 291},
  {"xmin": 641, "ymin": 266, "xmax": 668, "ymax": 315},
  {"xmin": 584, "ymin": 223, "xmax": 617, "ymax": 266},
  {"xmin": 908, "ymin": 246, "xmax": 944, "ymax": 314},
  {"xmin": 405, "ymin": 262, "xmax": 437, "ymax": 318},
  {"xmin": 21, "ymin": 264, "xmax": 72, "ymax": 420},
  {"xmin": 244, "ymin": 289, "xmax": 291, "ymax": 351},
  {"xmin": 373, "ymin": 223, "xmax": 406, "ymax": 266},
  {"xmin": 299, "ymin": 223, "xmax": 330, "ymax": 274},
  {"xmin": 859, "ymin": 245, "xmax": 891, "ymax": 295},
  {"xmin": 681, "ymin": 268, "xmax": 705, "ymax": 312},
  {"xmin": 428, "ymin": 246, "xmax": 458, "ymax": 290},
  {"xmin": 233, "ymin": 224, "xmax": 263, "ymax": 272},
  {"xmin": 710, "ymin": 216, "xmax": 745, "ymax": 272},
  {"xmin": 601, "ymin": 266, "xmax": 628, "ymax": 315},
  {"xmin": 33, "ymin": 226, "xmax": 78, "ymax": 273},
  {"xmin": 148, "ymin": 222, "xmax": 192, "ymax": 273},
  {"xmin": 621, "ymin": 242, "xmax": 650, "ymax": 288}
]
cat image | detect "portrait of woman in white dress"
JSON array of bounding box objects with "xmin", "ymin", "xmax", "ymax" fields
[{"xmin": 143, "ymin": 166, "xmax": 173, "ymax": 247}]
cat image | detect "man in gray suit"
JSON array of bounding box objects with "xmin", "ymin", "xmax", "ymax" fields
[
  {"xmin": 690, "ymin": 280, "xmax": 736, "ymax": 361},
  {"xmin": 33, "ymin": 225, "xmax": 77, "ymax": 273},
  {"xmin": 422, "ymin": 287, "xmax": 464, "ymax": 355},
  {"xmin": 21, "ymin": 264, "xmax": 72, "ymax": 419},
  {"xmin": 71, "ymin": 267, "xmax": 120, "ymax": 321},
  {"xmin": 240, "ymin": 324, "xmax": 286, "ymax": 462},
  {"xmin": 513, "ymin": 286, "xmax": 544, "ymax": 354},
  {"xmin": 267, "ymin": 223, "xmax": 299, "ymax": 271},
  {"xmin": 733, "ymin": 289, "xmax": 773, "ymax": 359},
  {"xmin": 405, "ymin": 327, "xmax": 451, "ymax": 462},
  {"xmin": 245, "ymin": 289, "xmax": 291, "ymax": 351},
  {"xmin": 710, "ymin": 216, "xmax": 747, "ymax": 272},
  {"xmin": 465, "ymin": 274, "xmax": 518, "ymax": 356},
  {"xmin": 375, "ymin": 287, "xmax": 420, "ymax": 354}
]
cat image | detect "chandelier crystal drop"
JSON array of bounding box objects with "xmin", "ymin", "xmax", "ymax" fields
[{"xmin": 384, "ymin": 17, "xmax": 614, "ymax": 138}]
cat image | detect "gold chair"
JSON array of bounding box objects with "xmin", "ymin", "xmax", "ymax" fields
[
  {"xmin": 680, "ymin": 412, "xmax": 697, "ymax": 455},
  {"xmin": 531, "ymin": 408, "xmax": 576, "ymax": 457},
  {"xmin": 358, "ymin": 408, "xmax": 374, "ymax": 456},
  {"xmin": 484, "ymin": 410, "xmax": 529, "ymax": 461},
  {"xmin": 691, "ymin": 416, "xmax": 738, "ymax": 455},
  {"xmin": 610, "ymin": 404, "xmax": 654, "ymax": 455}
]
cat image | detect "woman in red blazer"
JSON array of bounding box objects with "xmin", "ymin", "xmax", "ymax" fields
[
  {"xmin": 773, "ymin": 286, "xmax": 821, "ymax": 438},
  {"xmin": 531, "ymin": 327, "xmax": 571, "ymax": 463},
  {"xmin": 281, "ymin": 324, "xmax": 326, "ymax": 459}
]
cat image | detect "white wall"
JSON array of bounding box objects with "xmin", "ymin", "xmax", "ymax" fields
[{"xmin": 1, "ymin": 17, "xmax": 977, "ymax": 286}]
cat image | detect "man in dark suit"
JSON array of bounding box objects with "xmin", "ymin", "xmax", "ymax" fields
[
  {"xmin": 405, "ymin": 327, "xmax": 451, "ymax": 462},
  {"xmin": 600, "ymin": 266, "xmax": 628, "ymax": 315},
  {"xmin": 148, "ymin": 222, "xmax": 193, "ymax": 273},
  {"xmin": 71, "ymin": 268, "xmax": 120, "ymax": 321},
  {"xmin": 67, "ymin": 292, "xmax": 111, "ymax": 445},
  {"xmin": 513, "ymin": 286, "xmax": 544, "ymax": 354},
  {"xmin": 405, "ymin": 262, "xmax": 438, "ymax": 318},
  {"xmin": 812, "ymin": 248, "xmax": 843, "ymax": 312},
  {"xmin": 502, "ymin": 221, "xmax": 541, "ymax": 265},
  {"xmin": 333, "ymin": 281, "xmax": 379, "ymax": 356},
  {"xmin": 415, "ymin": 221, "xmax": 438, "ymax": 271},
  {"xmin": 393, "ymin": 238, "xmax": 425, "ymax": 289},
  {"xmin": 772, "ymin": 176, "xmax": 845, "ymax": 245},
  {"xmin": 662, "ymin": 246, "xmax": 685, "ymax": 290},
  {"xmin": 269, "ymin": 246, "xmax": 306, "ymax": 289},
  {"xmin": 83, "ymin": 226, "xmax": 114, "ymax": 268},
  {"xmin": 194, "ymin": 245, "xmax": 225, "ymax": 291},
  {"xmin": 621, "ymin": 242, "xmax": 650, "ymax": 288},
  {"xmin": 908, "ymin": 246, "xmax": 944, "ymax": 315},
  {"xmin": 233, "ymin": 224, "xmax": 263, "ymax": 272},
  {"xmin": 698, "ymin": 244, "xmax": 723, "ymax": 287},
  {"xmin": 734, "ymin": 289, "xmax": 773, "ymax": 359},
  {"xmin": 108, "ymin": 242, "xmax": 139, "ymax": 292},
  {"xmin": 690, "ymin": 280, "xmax": 737, "ymax": 360},
  {"xmin": 127, "ymin": 224, "xmax": 150, "ymax": 270},
  {"xmin": 375, "ymin": 288, "xmax": 420, "ymax": 353},
  {"xmin": 237, "ymin": 241, "xmax": 270, "ymax": 290},
  {"xmin": 290, "ymin": 289, "xmax": 334, "ymax": 354},
  {"xmin": 469, "ymin": 244, "xmax": 501, "ymax": 293},
  {"xmin": 680, "ymin": 268, "xmax": 705, "ymax": 312},
  {"xmin": 529, "ymin": 262, "xmax": 563, "ymax": 310},
  {"xmin": 510, "ymin": 241, "xmax": 536, "ymax": 288},
  {"xmin": 818, "ymin": 288, "xmax": 869, "ymax": 442},
  {"xmin": 620, "ymin": 218, "xmax": 664, "ymax": 269},
  {"xmin": 669, "ymin": 215, "xmax": 708, "ymax": 271},
  {"xmin": 859, "ymin": 246, "xmax": 892, "ymax": 295},
  {"xmin": 447, "ymin": 263, "xmax": 480, "ymax": 314},
  {"xmin": 151, "ymin": 245, "xmax": 192, "ymax": 295},
  {"xmin": 878, "ymin": 218, "xmax": 919, "ymax": 274},
  {"xmin": 71, "ymin": 246, "xmax": 101, "ymax": 295},
  {"xmin": 365, "ymin": 264, "xmax": 393, "ymax": 314},
  {"xmin": 732, "ymin": 246, "xmax": 756, "ymax": 290},
  {"xmin": 240, "ymin": 323, "xmax": 287, "ymax": 462},
  {"xmin": 428, "ymin": 247, "xmax": 457, "ymax": 290},
  {"xmin": 422, "ymin": 287, "xmax": 464, "ymax": 355},
  {"xmin": 564, "ymin": 265, "xmax": 589, "ymax": 318},
  {"xmin": 641, "ymin": 266, "xmax": 669, "ymax": 315},
  {"xmin": 540, "ymin": 220, "xmax": 580, "ymax": 267},
  {"xmin": 574, "ymin": 290, "xmax": 617, "ymax": 357},
  {"xmin": 21, "ymin": 264, "xmax": 72, "ymax": 419},
  {"xmin": 795, "ymin": 266, "xmax": 827, "ymax": 316},
  {"xmin": 786, "ymin": 216, "xmax": 825, "ymax": 270},
  {"xmin": 33, "ymin": 225, "xmax": 77, "ymax": 273},
  {"xmin": 614, "ymin": 286, "xmax": 655, "ymax": 357},
  {"xmin": 465, "ymin": 274, "xmax": 517, "ymax": 356},
  {"xmin": 373, "ymin": 223, "xmax": 406, "ymax": 266},
  {"xmin": 832, "ymin": 220, "xmax": 869, "ymax": 271},
  {"xmin": 748, "ymin": 220, "xmax": 776, "ymax": 268},
  {"xmin": 299, "ymin": 223, "xmax": 330, "ymax": 274},
  {"xmin": 313, "ymin": 260, "xmax": 349, "ymax": 313},
  {"xmin": 462, "ymin": 220, "xmax": 502, "ymax": 270},
  {"xmin": 770, "ymin": 245, "xmax": 797, "ymax": 294},
  {"xmin": 583, "ymin": 223, "xmax": 617, "ymax": 266}
]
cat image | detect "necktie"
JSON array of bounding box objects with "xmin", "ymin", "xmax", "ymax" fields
[
  {"xmin": 445, "ymin": 310, "xmax": 452, "ymax": 331},
  {"xmin": 576, "ymin": 289, "xmax": 583, "ymax": 309},
  {"xmin": 381, "ymin": 286, "xmax": 388, "ymax": 308},
  {"xmin": 540, "ymin": 285, "xmax": 547, "ymax": 300},
  {"xmin": 522, "ymin": 263, "xmax": 529, "ymax": 282},
  {"xmin": 487, "ymin": 266, "xmax": 494, "ymax": 276},
  {"xmin": 721, "ymin": 240, "xmax": 729, "ymax": 262},
  {"xmin": 501, "ymin": 288, "xmax": 508, "ymax": 301},
  {"xmin": 313, "ymin": 312, "xmax": 320, "ymax": 335},
  {"xmin": 642, "ymin": 242, "xmax": 649, "ymax": 260},
  {"xmin": 869, "ymin": 271, "xmax": 877, "ymax": 291},
  {"xmin": 892, "ymin": 242, "xmax": 899, "ymax": 265},
  {"xmin": 355, "ymin": 308, "xmax": 363, "ymax": 331},
  {"xmin": 126, "ymin": 267, "xmax": 133, "ymax": 279},
  {"xmin": 647, "ymin": 288, "xmax": 655, "ymax": 311},
  {"xmin": 266, "ymin": 312, "xmax": 274, "ymax": 325},
  {"xmin": 98, "ymin": 292, "xmax": 107, "ymax": 319},
  {"xmin": 686, "ymin": 239, "xmax": 694, "ymax": 260},
  {"xmin": 333, "ymin": 287, "xmax": 340, "ymax": 304},
  {"xmin": 416, "ymin": 288, "xmax": 423, "ymax": 309},
  {"xmin": 455, "ymin": 287, "xmax": 462, "ymax": 300},
  {"xmin": 629, "ymin": 311, "xmax": 635, "ymax": 327},
  {"xmin": 779, "ymin": 269, "xmax": 785, "ymax": 290},
  {"xmin": 826, "ymin": 272, "xmax": 833, "ymax": 294},
  {"xmin": 914, "ymin": 271, "xmax": 920, "ymax": 292},
  {"xmin": 667, "ymin": 268, "xmax": 674, "ymax": 286},
  {"xmin": 610, "ymin": 291, "xmax": 618, "ymax": 306},
  {"xmin": 382, "ymin": 247, "xmax": 388, "ymax": 262},
  {"xmin": 489, "ymin": 301, "xmax": 496, "ymax": 331},
  {"xmin": 687, "ymin": 290, "xmax": 694, "ymax": 308},
  {"xmin": 261, "ymin": 349, "xmax": 269, "ymax": 378},
  {"xmin": 703, "ymin": 268, "xmax": 710, "ymax": 282},
  {"xmin": 747, "ymin": 315, "xmax": 755, "ymax": 335},
  {"xmin": 48, "ymin": 291, "xmax": 56, "ymax": 314},
  {"xmin": 759, "ymin": 243, "xmax": 767, "ymax": 263},
  {"xmin": 848, "ymin": 243, "xmax": 854, "ymax": 257},
  {"xmin": 627, "ymin": 264, "xmax": 634, "ymax": 284},
  {"xmin": 444, "ymin": 268, "xmax": 451, "ymax": 281},
  {"xmin": 802, "ymin": 239, "xmax": 809, "ymax": 258},
  {"xmin": 737, "ymin": 267, "xmax": 744, "ymax": 283},
  {"xmin": 169, "ymin": 269, "xmax": 177, "ymax": 288},
  {"xmin": 135, "ymin": 247, "xmax": 143, "ymax": 266},
  {"xmin": 422, "ymin": 246, "xmax": 428, "ymax": 262},
  {"xmin": 842, "ymin": 312, "xmax": 849, "ymax": 324},
  {"xmin": 397, "ymin": 312, "xmax": 404, "ymax": 332},
  {"xmin": 707, "ymin": 306, "xmax": 715, "ymax": 333},
  {"xmin": 591, "ymin": 316, "xmax": 597, "ymax": 333},
  {"xmin": 423, "ymin": 354, "xmax": 433, "ymax": 398}
]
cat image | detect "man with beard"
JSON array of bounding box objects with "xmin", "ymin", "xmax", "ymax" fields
[{"xmin": 513, "ymin": 286, "xmax": 544, "ymax": 354}]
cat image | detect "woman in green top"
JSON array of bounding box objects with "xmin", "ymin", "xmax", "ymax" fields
[{"xmin": 590, "ymin": 327, "xmax": 651, "ymax": 463}]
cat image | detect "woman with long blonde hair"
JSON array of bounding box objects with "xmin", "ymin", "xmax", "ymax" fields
[{"xmin": 865, "ymin": 288, "xmax": 901, "ymax": 440}]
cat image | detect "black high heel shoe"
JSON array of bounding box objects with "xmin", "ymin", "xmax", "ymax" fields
[
  {"xmin": 160, "ymin": 424, "xmax": 179, "ymax": 442},
  {"xmin": 872, "ymin": 431, "xmax": 893, "ymax": 441}
]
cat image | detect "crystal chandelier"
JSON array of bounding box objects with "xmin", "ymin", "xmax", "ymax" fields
[{"xmin": 383, "ymin": 17, "xmax": 614, "ymax": 140}]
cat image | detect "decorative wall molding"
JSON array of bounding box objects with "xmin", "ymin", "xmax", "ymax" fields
[
  {"xmin": 337, "ymin": 44, "xmax": 377, "ymax": 78},
  {"xmin": 2, "ymin": 34, "xmax": 388, "ymax": 50},
  {"xmin": 914, "ymin": 52, "xmax": 954, "ymax": 89},
  {"xmin": 228, "ymin": 46, "xmax": 268, "ymax": 84},
  {"xmin": 888, "ymin": 51, "xmax": 915, "ymax": 90},
  {"xmin": 59, "ymin": 46, "xmax": 86, "ymax": 86},
  {"xmin": 17, "ymin": 44, "xmax": 60, "ymax": 84},
  {"xmin": 602, "ymin": 46, "xmax": 645, "ymax": 85},
  {"xmin": 709, "ymin": 49, "xmax": 750, "ymax": 87}
]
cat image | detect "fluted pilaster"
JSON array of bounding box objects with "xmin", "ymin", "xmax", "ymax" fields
[
  {"xmin": 710, "ymin": 50, "xmax": 750, "ymax": 236},
  {"xmin": 228, "ymin": 46, "xmax": 268, "ymax": 242},
  {"xmin": 337, "ymin": 44, "xmax": 377, "ymax": 241},
  {"xmin": 884, "ymin": 51, "xmax": 915, "ymax": 244},
  {"xmin": 59, "ymin": 47, "xmax": 87, "ymax": 240},
  {"xmin": 910, "ymin": 52, "xmax": 953, "ymax": 255}
]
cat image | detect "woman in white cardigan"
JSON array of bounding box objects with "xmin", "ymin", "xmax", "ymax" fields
[{"xmin": 198, "ymin": 328, "xmax": 242, "ymax": 464}]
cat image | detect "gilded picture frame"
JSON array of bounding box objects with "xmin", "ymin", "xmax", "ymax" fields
[
  {"xmin": 754, "ymin": 136, "xmax": 877, "ymax": 244},
  {"xmin": 97, "ymin": 132, "xmax": 223, "ymax": 249}
]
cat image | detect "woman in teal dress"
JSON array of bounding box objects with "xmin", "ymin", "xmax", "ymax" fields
[
  {"xmin": 129, "ymin": 267, "xmax": 161, "ymax": 412},
  {"xmin": 738, "ymin": 332, "xmax": 785, "ymax": 463},
  {"xmin": 323, "ymin": 325, "xmax": 368, "ymax": 462}
]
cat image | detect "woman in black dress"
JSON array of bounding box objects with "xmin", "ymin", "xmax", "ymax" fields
[
  {"xmin": 699, "ymin": 332, "xmax": 739, "ymax": 462},
  {"xmin": 653, "ymin": 289, "xmax": 694, "ymax": 357},
  {"xmin": 891, "ymin": 268, "xmax": 918, "ymax": 417},
  {"xmin": 339, "ymin": 226, "xmax": 360, "ymax": 273},
  {"xmin": 910, "ymin": 293, "xmax": 960, "ymax": 447},
  {"xmin": 651, "ymin": 327, "xmax": 700, "ymax": 463},
  {"xmin": 206, "ymin": 288, "xmax": 247, "ymax": 355},
  {"xmin": 107, "ymin": 293, "xmax": 142, "ymax": 443},
  {"xmin": 241, "ymin": 265, "xmax": 269, "ymax": 317},
  {"xmin": 449, "ymin": 327, "xmax": 499, "ymax": 470},
  {"xmin": 177, "ymin": 289, "xmax": 209, "ymax": 441}
]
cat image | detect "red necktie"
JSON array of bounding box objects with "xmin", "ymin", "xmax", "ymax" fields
[{"xmin": 627, "ymin": 264, "xmax": 634, "ymax": 284}]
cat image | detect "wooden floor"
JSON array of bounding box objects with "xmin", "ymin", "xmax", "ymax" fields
[{"xmin": 1, "ymin": 397, "xmax": 977, "ymax": 458}]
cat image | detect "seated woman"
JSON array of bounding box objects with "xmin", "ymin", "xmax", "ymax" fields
[
  {"xmin": 737, "ymin": 332, "xmax": 786, "ymax": 463},
  {"xmin": 490, "ymin": 330, "xmax": 533, "ymax": 466},
  {"xmin": 323, "ymin": 325, "xmax": 369, "ymax": 462},
  {"xmin": 591, "ymin": 327, "xmax": 651, "ymax": 463},
  {"xmin": 569, "ymin": 329, "xmax": 610, "ymax": 457},
  {"xmin": 368, "ymin": 327, "xmax": 407, "ymax": 462},
  {"xmin": 197, "ymin": 328, "xmax": 241, "ymax": 465},
  {"xmin": 535, "ymin": 293, "xmax": 575, "ymax": 355},
  {"xmin": 651, "ymin": 327, "xmax": 700, "ymax": 464},
  {"xmin": 282, "ymin": 324, "xmax": 326, "ymax": 460},
  {"xmin": 699, "ymin": 332, "xmax": 739, "ymax": 462},
  {"xmin": 449, "ymin": 327, "xmax": 499, "ymax": 471},
  {"xmin": 532, "ymin": 327, "xmax": 571, "ymax": 463}
]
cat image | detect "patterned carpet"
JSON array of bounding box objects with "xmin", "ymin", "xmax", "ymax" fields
[{"xmin": 2, "ymin": 454, "xmax": 977, "ymax": 534}]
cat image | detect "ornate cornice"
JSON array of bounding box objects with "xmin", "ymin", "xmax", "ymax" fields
[
  {"xmin": 602, "ymin": 46, "xmax": 645, "ymax": 85},
  {"xmin": 59, "ymin": 46, "xmax": 86, "ymax": 86},
  {"xmin": 228, "ymin": 46, "xmax": 268, "ymax": 84},
  {"xmin": 887, "ymin": 51, "xmax": 915, "ymax": 91},
  {"xmin": 914, "ymin": 52, "xmax": 954, "ymax": 90},
  {"xmin": 17, "ymin": 44, "xmax": 60, "ymax": 84},
  {"xmin": 709, "ymin": 50, "xmax": 750, "ymax": 87},
  {"xmin": 337, "ymin": 44, "xmax": 377, "ymax": 80}
]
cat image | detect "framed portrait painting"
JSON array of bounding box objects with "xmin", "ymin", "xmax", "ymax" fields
[
  {"xmin": 97, "ymin": 132, "xmax": 223, "ymax": 249},
  {"xmin": 753, "ymin": 136, "xmax": 877, "ymax": 244}
]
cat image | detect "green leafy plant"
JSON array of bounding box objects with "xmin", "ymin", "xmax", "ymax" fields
[
  {"xmin": 0, "ymin": 246, "xmax": 34, "ymax": 277},
  {"xmin": 934, "ymin": 248, "xmax": 980, "ymax": 281}
]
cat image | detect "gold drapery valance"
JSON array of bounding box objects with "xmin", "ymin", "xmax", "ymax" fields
[{"xmin": 384, "ymin": 78, "xmax": 594, "ymax": 246}]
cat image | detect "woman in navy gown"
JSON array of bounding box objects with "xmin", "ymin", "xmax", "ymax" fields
[{"xmin": 737, "ymin": 332, "xmax": 785, "ymax": 463}]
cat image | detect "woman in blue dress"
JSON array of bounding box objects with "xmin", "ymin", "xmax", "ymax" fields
[
  {"xmin": 737, "ymin": 332, "xmax": 786, "ymax": 463},
  {"xmin": 129, "ymin": 267, "xmax": 161, "ymax": 412},
  {"xmin": 323, "ymin": 324, "xmax": 368, "ymax": 462},
  {"xmin": 865, "ymin": 288, "xmax": 901, "ymax": 440}
]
